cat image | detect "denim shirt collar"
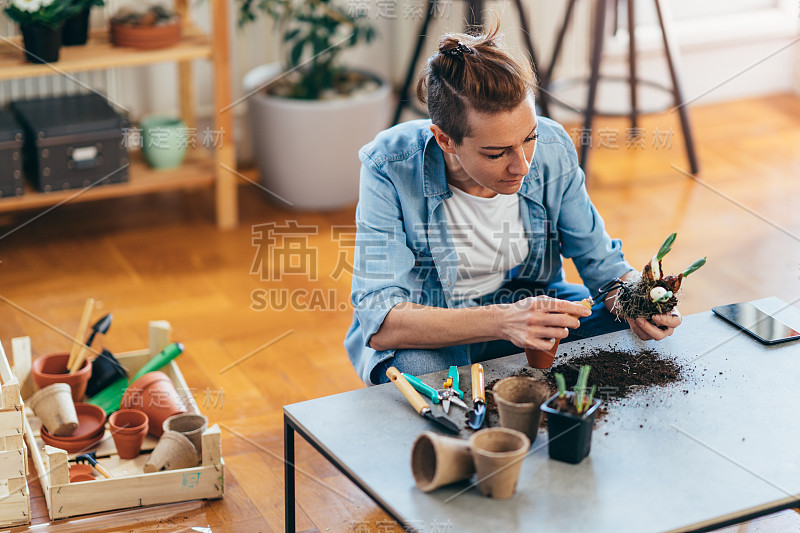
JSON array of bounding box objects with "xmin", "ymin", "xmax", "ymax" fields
[{"xmin": 419, "ymin": 131, "xmax": 549, "ymax": 307}]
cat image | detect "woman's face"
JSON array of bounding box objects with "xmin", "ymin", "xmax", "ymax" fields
[{"xmin": 433, "ymin": 94, "xmax": 538, "ymax": 197}]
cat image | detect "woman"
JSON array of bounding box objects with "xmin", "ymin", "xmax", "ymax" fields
[{"xmin": 345, "ymin": 23, "xmax": 681, "ymax": 385}]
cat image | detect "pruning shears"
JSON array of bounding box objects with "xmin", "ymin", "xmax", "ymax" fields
[
  {"xmin": 590, "ymin": 277, "xmax": 625, "ymax": 303},
  {"xmin": 402, "ymin": 366, "xmax": 468, "ymax": 414}
]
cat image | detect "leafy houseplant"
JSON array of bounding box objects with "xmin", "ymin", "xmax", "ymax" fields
[
  {"xmin": 239, "ymin": 0, "xmax": 392, "ymax": 210},
  {"xmin": 61, "ymin": 0, "xmax": 105, "ymax": 47},
  {"xmin": 614, "ymin": 233, "xmax": 707, "ymax": 320},
  {"xmin": 4, "ymin": 0, "xmax": 73, "ymax": 62},
  {"xmin": 237, "ymin": 0, "xmax": 376, "ymax": 100},
  {"xmin": 540, "ymin": 365, "xmax": 602, "ymax": 464}
]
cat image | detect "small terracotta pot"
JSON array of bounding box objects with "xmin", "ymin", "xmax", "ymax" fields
[
  {"xmin": 70, "ymin": 473, "xmax": 96, "ymax": 483},
  {"xmin": 109, "ymin": 409, "xmax": 149, "ymax": 433},
  {"xmin": 525, "ymin": 338, "xmax": 560, "ymax": 369},
  {"xmin": 29, "ymin": 383, "xmax": 78, "ymax": 437},
  {"xmin": 162, "ymin": 413, "xmax": 207, "ymax": 457},
  {"xmin": 492, "ymin": 377, "xmax": 550, "ymax": 444},
  {"xmin": 469, "ymin": 427, "xmax": 530, "ymax": 499},
  {"xmin": 111, "ymin": 425, "xmax": 148, "ymax": 460},
  {"xmin": 32, "ymin": 352, "xmax": 92, "ymax": 402},
  {"xmin": 143, "ymin": 430, "xmax": 199, "ymax": 472},
  {"xmin": 110, "ymin": 20, "xmax": 181, "ymax": 50},
  {"xmin": 120, "ymin": 371, "xmax": 186, "ymax": 437},
  {"xmin": 411, "ymin": 432, "xmax": 474, "ymax": 493}
]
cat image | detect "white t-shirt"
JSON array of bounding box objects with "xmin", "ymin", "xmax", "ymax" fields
[{"xmin": 443, "ymin": 186, "xmax": 529, "ymax": 302}]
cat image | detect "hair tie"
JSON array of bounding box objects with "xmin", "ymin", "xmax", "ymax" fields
[{"xmin": 444, "ymin": 41, "xmax": 474, "ymax": 59}]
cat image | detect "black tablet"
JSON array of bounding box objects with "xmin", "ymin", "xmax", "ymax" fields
[{"xmin": 712, "ymin": 302, "xmax": 800, "ymax": 345}]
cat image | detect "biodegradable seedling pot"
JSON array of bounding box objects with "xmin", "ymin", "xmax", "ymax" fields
[
  {"xmin": 492, "ymin": 377, "xmax": 550, "ymax": 444},
  {"xmin": 143, "ymin": 430, "xmax": 199, "ymax": 472},
  {"xmin": 29, "ymin": 383, "xmax": 79, "ymax": 437},
  {"xmin": 540, "ymin": 392, "xmax": 602, "ymax": 464},
  {"xmin": 525, "ymin": 338, "xmax": 560, "ymax": 369},
  {"xmin": 410, "ymin": 432, "xmax": 475, "ymax": 493},
  {"xmin": 468, "ymin": 427, "xmax": 529, "ymax": 499},
  {"xmin": 162, "ymin": 413, "xmax": 207, "ymax": 457},
  {"xmin": 32, "ymin": 352, "xmax": 92, "ymax": 402},
  {"xmin": 120, "ymin": 371, "xmax": 186, "ymax": 437}
]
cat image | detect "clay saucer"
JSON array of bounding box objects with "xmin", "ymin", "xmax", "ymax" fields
[
  {"xmin": 70, "ymin": 473, "xmax": 96, "ymax": 482},
  {"xmin": 40, "ymin": 403, "xmax": 106, "ymax": 441},
  {"xmin": 40, "ymin": 424, "xmax": 105, "ymax": 453}
]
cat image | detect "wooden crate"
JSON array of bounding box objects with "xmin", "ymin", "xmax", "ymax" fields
[
  {"xmin": 14, "ymin": 321, "xmax": 224, "ymax": 520},
  {"xmin": 0, "ymin": 340, "xmax": 31, "ymax": 527}
]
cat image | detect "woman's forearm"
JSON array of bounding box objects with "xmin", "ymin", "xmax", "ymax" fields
[{"xmin": 369, "ymin": 302, "xmax": 501, "ymax": 351}]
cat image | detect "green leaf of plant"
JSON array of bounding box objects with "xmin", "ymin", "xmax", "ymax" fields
[
  {"xmin": 555, "ymin": 373, "xmax": 567, "ymax": 397},
  {"xmin": 656, "ymin": 233, "xmax": 677, "ymax": 261},
  {"xmin": 284, "ymin": 28, "xmax": 300, "ymax": 42},
  {"xmin": 289, "ymin": 39, "xmax": 306, "ymax": 68},
  {"xmin": 682, "ymin": 257, "xmax": 707, "ymax": 277}
]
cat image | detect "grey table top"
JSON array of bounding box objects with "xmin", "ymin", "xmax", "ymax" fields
[{"xmin": 284, "ymin": 298, "xmax": 800, "ymax": 533}]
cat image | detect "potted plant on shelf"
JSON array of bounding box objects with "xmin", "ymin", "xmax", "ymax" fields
[
  {"xmin": 61, "ymin": 0, "xmax": 104, "ymax": 46},
  {"xmin": 540, "ymin": 365, "xmax": 601, "ymax": 464},
  {"xmin": 4, "ymin": 0, "xmax": 73, "ymax": 63},
  {"xmin": 238, "ymin": 0, "xmax": 393, "ymax": 210}
]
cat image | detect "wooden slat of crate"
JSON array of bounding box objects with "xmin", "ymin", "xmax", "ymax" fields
[
  {"xmin": 0, "ymin": 341, "xmax": 31, "ymax": 527},
  {"xmin": 20, "ymin": 321, "xmax": 224, "ymax": 521}
]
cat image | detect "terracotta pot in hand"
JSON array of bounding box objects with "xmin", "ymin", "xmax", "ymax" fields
[
  {"xmin": 525, "ymin": 338, "xmax": 560, "ymax": 369},
  {"xmin": 120, "ymin": 371, "xmax": 186, "ymax": 437},
  {"xmin": 32, "ymin": 352, "xmax": 92, "ymax": 402}
]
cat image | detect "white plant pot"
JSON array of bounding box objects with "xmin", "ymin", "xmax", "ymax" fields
[{"xmin": 243, "ymin": 64, "xmax": 393, "ymax": 211}]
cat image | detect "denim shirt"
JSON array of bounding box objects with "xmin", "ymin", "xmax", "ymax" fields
[{"xmin": 344, "ymin": 117, "xmax": 633, "ymax": 384}]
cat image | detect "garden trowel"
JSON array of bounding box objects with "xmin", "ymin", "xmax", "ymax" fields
[
  {"xmin": 386, "ymin": 367, "xmax": 458, "ymax": 434},
  {"xmin": 468, "ymin": 363, "xmax": 486, "ymax": 430}
]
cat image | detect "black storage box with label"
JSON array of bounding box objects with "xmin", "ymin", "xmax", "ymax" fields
[
  {"xmin": 10, "ymin": 93, "xmax": 129, "ymax": 193},
  {"xmin": 0, "ymin": 110, "xmax": 24, "ymax": 198}
]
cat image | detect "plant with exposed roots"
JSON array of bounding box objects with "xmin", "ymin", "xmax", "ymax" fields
[{"xmin": 614, "ymin": 233, "xmax": 706, "ymax": 320}]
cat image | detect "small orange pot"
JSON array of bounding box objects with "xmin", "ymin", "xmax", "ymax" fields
[
  {"xmin": 524, "ymin": 339, "xmax": 560, "ymax": 369},
  {"xmin": 32, "ymin": 353, "xmax": 92, "ymax": 402}
]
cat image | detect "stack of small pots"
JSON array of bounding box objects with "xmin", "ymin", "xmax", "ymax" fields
[{"xmin": 30, "ymin": 354, "xmax": 106, "ymax": 456}]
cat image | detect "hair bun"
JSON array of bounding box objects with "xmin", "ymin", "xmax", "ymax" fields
[{"xmin": 441, "ymin": 41, "xmax": 474, "ymax": 59}]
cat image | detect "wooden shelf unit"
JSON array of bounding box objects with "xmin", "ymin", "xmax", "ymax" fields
[{"xmin": 0, "ymin": 0, "xmax": 238, "ymax": 228}]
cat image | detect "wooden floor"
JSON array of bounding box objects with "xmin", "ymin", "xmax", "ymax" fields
[{"xmin": 1, "ymin": 94, "xmax": 799, "ymax": 532}]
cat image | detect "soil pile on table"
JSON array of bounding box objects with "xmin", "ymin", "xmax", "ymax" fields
[
  {"xmin": 481, "ymin": 347, "xmax": 683, "ymax": 426},
  {"xmin": 545, "ymin": 347, "xmax": 683, "ymax": 401}
]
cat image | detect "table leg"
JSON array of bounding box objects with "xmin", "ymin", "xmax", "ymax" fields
[{"xmin": 284, "ymin": 415, "xmax": 295, "ymax": 533}]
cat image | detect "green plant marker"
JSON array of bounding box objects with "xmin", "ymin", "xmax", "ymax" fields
[
  {"xmin": 88, "ymin": 342, "xmax": 184, "ymax": 415},
  {"xmin": 682, "ymin": 257, "xmax": 707, "ymax": 277},
  {"xmin": 656, "ymin": 233, "xmax": 677, "ymax": 261}
]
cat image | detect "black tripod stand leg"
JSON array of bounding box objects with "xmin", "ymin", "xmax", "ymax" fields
[
  {"xmin": 653, "ymin": 0, "xmax": 700, "ymax": 174},
  {"xmin": 581, "ymin": 0, "xmax": 608, "ymax": 175},
  {"xmin": 391, "ymin": 0, "xmax": 437, "ymax": 126},
  {"xmin": 512, "ymin": 0, "xmax": 548, "ymax": 117}
]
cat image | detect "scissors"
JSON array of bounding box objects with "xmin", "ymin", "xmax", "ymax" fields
[
  {"xmin": 588, "ymin": 277, "xmax": 624, "ymax": 305},
  {"xmin": 402, "ymin": 366, "xmax": 468, "ymax": 414}
]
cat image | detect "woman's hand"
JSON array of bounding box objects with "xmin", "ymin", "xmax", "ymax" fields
[
  {"xmin": 627, "ymin": 308, "xmax": 682, "ymax": 341},
  {"xmin": 498, "ymin": 296, "xmax": 592, "ymax": 350}
]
